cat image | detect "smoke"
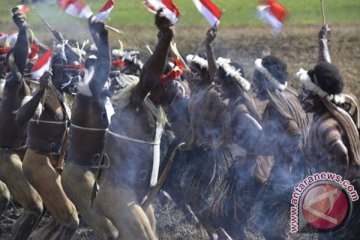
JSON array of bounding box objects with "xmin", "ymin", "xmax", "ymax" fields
[
  {"xmin": 28, "ymin": 3, "xmax": 91, "ymax": 47},
  {"xmin": 0, "ymin": 3, "xmax": 351, "ymax": 240}
]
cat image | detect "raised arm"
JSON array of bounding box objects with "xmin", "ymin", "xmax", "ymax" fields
[
  {"xmin": 205, "ymin": 26, "xmax": 217, "ymax": 83},
  {"xmin": 11, "ymin": 8, "xmax": 29, "ymax": 75},
  {"xmin": 15, "ymin": 71, "xmax": 50, "ymax": 126},
  {"xmin": 129, "ymin": 10, "xmax": 174, "ymax": 108},
  {"xmin": 318, "ymin": 24, "xmax": 331, "ymax": 63},
  {"xmin": 88, "ymin": 17, "xmax": 110, "ymax": 95}
]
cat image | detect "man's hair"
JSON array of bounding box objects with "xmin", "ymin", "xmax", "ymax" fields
[
  {"xmin": 261, "ymin": 55, "xmax": 287, "ymax": 85},
  {"xmin": 188, "ymin": 52, "xmax": 208, "ymax": 72},
  {"xmin": 217, "ymin": 61, "xmax": 246, "ymax": 84},
  {"xmin": 309, "ymin": 61, "xmax": 344, "ymax": 95}
]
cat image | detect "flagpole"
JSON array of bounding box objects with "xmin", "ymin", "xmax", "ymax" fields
[
  {"xmin": 33, "ymin": 4, "xmax": 123, "ymax": 36},
  {"xmin": 31, "ymin": 7, "xmax": 55, "ymax": 32},
  {"xmin": 320, "ymin": 0, "xmax": 326, "ymax": 24},
  {"xmin": 192, "ymin": 22, "xmax": 217, "ymax": 61}
]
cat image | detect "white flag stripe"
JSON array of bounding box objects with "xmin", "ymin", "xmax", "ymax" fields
[
  {"xmin": 65, "ymin": 4, "xmax": 93, "ymax": 18},
  {"xmin": 144, "ymin": 0, "xmax": 179, "ymax": 24},
  {"xmin": 64, "ymin": 5, "xmax": 80, "ymax": 17},
  {"xmin": 79, "ymin": 5, "xmax": 93, "ymax": 18},
  {"xmin": 161, "ymin": 7, "xmax": 178, "ymax": 24},
  {"xmin": 95, "ymin": 7, "xmax": 113, "ymax": 21},
  {"xmin": 146, "ymin": 0, "xmax": 161, "ymax": 9},
  {"xmin": 257, "ymin": 5, "xmax": 282, "ymax": 35}
]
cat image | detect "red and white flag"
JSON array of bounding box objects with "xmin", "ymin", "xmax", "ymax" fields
[
  {"xmin": 31, "ymin": 49, "xmax": 53, "ymax": 80},
  {"xmin": 95, "ymin": 0, "xmax": 115, "ymax": 22},
  {"xmin": 58, "ymin": 0, "xmax": 93, "ymax": 18},
  {"xmin": 143, "ymin": 0, "xmax": 181, "ymax": 24},
  {"xmin": 192, "ymin": 0, "xmax": 222, "ymax": 26},
  {"xmin": 257, "ymin": 0, "xmax": 287, "ymax": 35},
  {"xmin": 16, "ymin": 4, "xmax": 31, "ymax": 14},
  {"xmin": 28, "ymin": 44, "xmax": 40, "ymax": 61}
]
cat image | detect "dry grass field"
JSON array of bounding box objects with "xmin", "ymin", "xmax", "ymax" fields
[
  {"xmin": 0, "ymin": 0, "xmax": 360, "ymax": 239},
  {"xmin": 1, "ymin": 23, "xmax": 359, "ymax": 239}
]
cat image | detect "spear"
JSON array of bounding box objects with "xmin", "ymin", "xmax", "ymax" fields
[
  {"xmin": 33, "ymin": 6, "xmax": 123, "ymax": 38},
  {"xmin": 192, "ymin": 25, "xmax": 217, "ymax": 61},
  {"xmin": 31, "ymin": 7, "xmax": 55, "ymax": 32},
  {"xmin": 141, "ymin": 142, "xmax": 185, "ymax": 211},
  {"xmin": 320, "ymin": 0, "xmax": 326, "ymax": 24},
  {"xmin": 31, "ymin": 7, "xmax": 72, "ymax": 46}
]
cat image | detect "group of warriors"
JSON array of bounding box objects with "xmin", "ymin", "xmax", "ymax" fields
[{"xmin": 0, "ymin": 5, "xmax": 360, "ymax": 240}]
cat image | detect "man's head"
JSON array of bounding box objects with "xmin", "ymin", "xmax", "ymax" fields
[
  {"xmin": 309, "ymin": 61, "xmax": 343, "ymax": 95},
  {"xmin": 215, "ymin": 57, "xmax": 250, "ymax": 100},
  {"xmin": 51, "ymin": 50, "xmax": 84, "ymax": 94},
  {"xmin": 186, "ymin": 53, "xmax": 209, "ymax": 83},
  {"xmin": 252, "ymin": 55, "xmax": 287, "ymax": 100},
  {"xmin": 297, "ymin": 61, "xmax": 344, "ymax": 112}
]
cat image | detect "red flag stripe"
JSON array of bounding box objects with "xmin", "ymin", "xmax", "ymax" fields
[
  {"xmin": 32, "ymin": 49, "xmax": 53, "ymax": 72},
  {"xmin": 28, "ymin": 44, "xmax": 40, "ymax": 60},
  {"xmin": 16, "ymin": 4, "xmax": 31, "ymax": 14},
  {"xmin": 198, "ymin": 0, "xmax": 222, "ymax": 19},
  {"xmin": 256, "ymin": 5, "xmax": 283, "ymax": 35},
  {"xmin": 95, "ymin": 0, "xmax": 115, "ymax": 21},
  {"xmin": 268, "ymin": 1, "xmax": 287, "ymax": 22},
  {"xmin": 58, "ymin": 0, "xmax": 72, "ymax": 10},
  {"xmin": 99, "ymin": 0, "xmax": 114, "ymax": 12},
  {"xmin": 58, "ymin": 0, "xmax": 93, "ymax": 18},
  {"xmin": 143, "ymin": 0, "xmax": 181, "ymax": 23},
  {"xmin": 162, "ymin": 0, "xmax": 181, "ymax": 18}
]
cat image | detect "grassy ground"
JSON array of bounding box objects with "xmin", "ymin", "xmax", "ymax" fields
[{"xmin": 1, "ymin": 0, "xmax": 360, "ymax": 29}]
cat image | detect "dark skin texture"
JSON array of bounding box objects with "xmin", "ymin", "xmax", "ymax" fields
[
  {"xmin": 15, "ymin": 72, "xmax": 49, "ymax": 126},
  {"xmin": 304, "ymin": 24, "xmax": 349, "ymax": 175},
  {"xmin": 95, "ymin": 11, "xmax": 176, "ymax": 239},
  {"xmin": 12, "ymin": 9, "xmax": 28, "ymax": 75},
  {"xmin": 87, "ymin": 17, "xmax": 110, "ymax": 97},
  {"xmin": 205, "ymin": 26, "xmax": 217, "ymax": 84},
  {"xmin": 69, "ymin": 17, "xmax": 110, "ymax": 136},
  {"xmin": 129, "ymin": 9, "xmax": 174, "ymax": 109},
  {"xmin": 105, "ymin": 9, "xmax": 175, "ymax": 179},
  {"xmin": 14, "ymin": 11, "xmax": 69, "ymax": 152},
  {"xmin": 186, "ymin": 26, "xmax": 217, "ymax": 88},
  {"xmin": 0, "ymin": 9, "xmax": 31, "ymax": 147}
]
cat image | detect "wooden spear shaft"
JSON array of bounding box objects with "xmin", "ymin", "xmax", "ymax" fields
[{"xmin": 320, "ymin": 0, "xmax": 326, "ymax": 24}]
